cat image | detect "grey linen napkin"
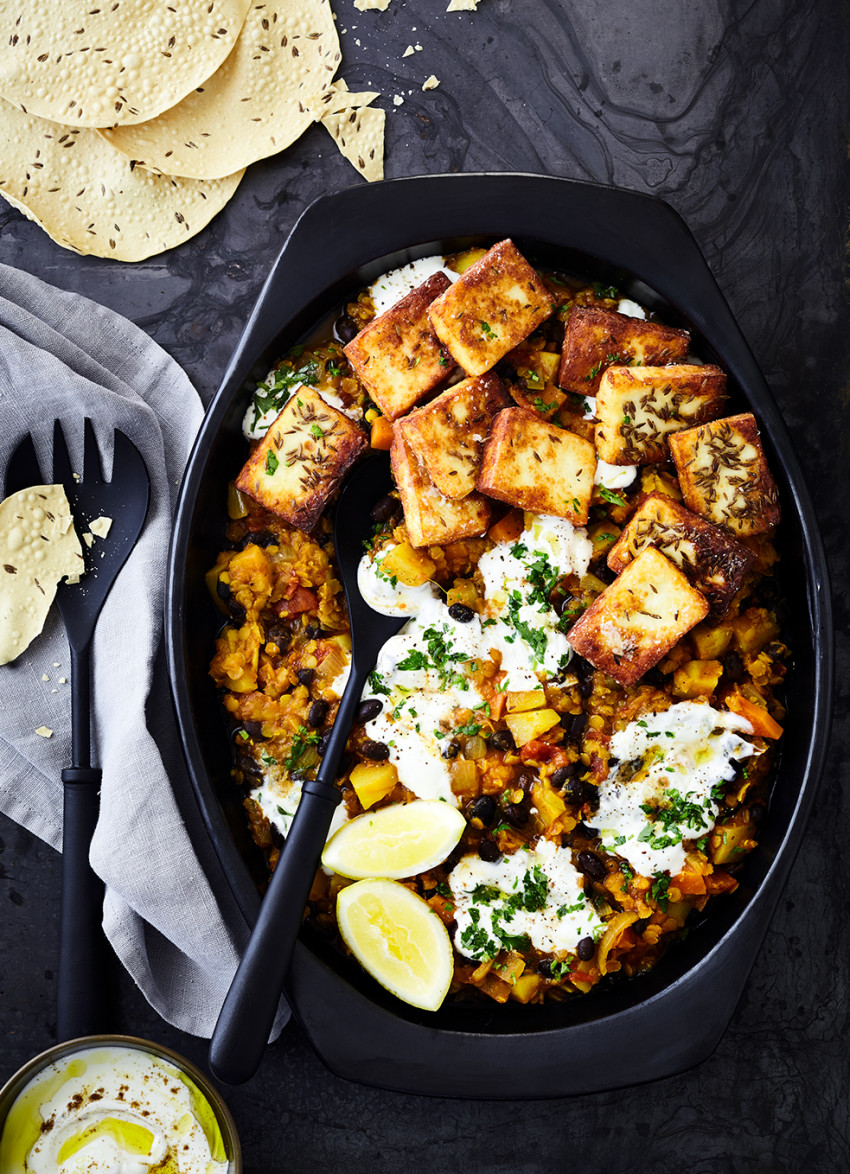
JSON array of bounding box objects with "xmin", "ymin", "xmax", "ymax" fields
[{"xmin": 0, "ymin": 262, "xmax": 286, "ymax": 1038}]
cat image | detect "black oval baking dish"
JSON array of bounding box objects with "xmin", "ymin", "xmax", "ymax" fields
[{"xmin": 166, "ymin": 173, "xmax": 833, "ymax": 1099}]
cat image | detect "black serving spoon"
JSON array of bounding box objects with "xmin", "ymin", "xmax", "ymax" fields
[
  {"xmin": 209, "ymin": 454, "xmax": 405, "ymax": 1085},
  {"xmin": 5, "ymin": 420, "xmax": 150, "ymax": 1041}
]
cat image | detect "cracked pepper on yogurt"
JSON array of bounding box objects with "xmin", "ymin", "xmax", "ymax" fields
[{"xmin": 208, "ymin": 241, "xmax": 787, "ymax": 1007}]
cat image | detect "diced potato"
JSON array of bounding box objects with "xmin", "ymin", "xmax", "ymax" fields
[
  {"xmin": 506, "ymin": 689, "xmax": 547, "ymax": 713},
  {"xmin": 710, "ymin": 821, "xmax": 756, "ymax": 865},
  {"xmin": 379, "ymin": 542, "xmax": 436, "ymax": 587},
  {"xmin": 691, "ymin": 622, "xmax": 733, "ymax": 660},
  {"xmin": 672, "ymin": 659, "xmax": 723, "ymax": 698},
  {"xmin": 450, "ymin": 247, "xmax": 489, "ymax": 274},
  {"xmin": 349, "ymin": 762, "xmax": 399, "ymax": 808},
  {"xmin": 640, "ymin": 467, "xmax": 682, "ymax": 501},
  {"xmin": 446, "ymin": 578, "xmax": 479, "ymax": 610},
  {"xmin": 511, "ymin": 973, "xmax": 543, "ymax": 1003},
  {"xmin": 504, "ymin": 708, "xmax": 561, "ymax": 746},
  {"xmin": 209, "ymin": 621, "xmax": 262, "ymax": 693},
  {"xmin": 730, "ymin": 607, "xmax": 781, "ymax": 655}
]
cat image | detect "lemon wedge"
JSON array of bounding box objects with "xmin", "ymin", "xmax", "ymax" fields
[
  {"xmin": 336, "ymin": 878, "xmax": 453, "ymax": 1011},
  {"xmin": 321, "ymin": 799, "xmax": 465, "ymax": 880}
]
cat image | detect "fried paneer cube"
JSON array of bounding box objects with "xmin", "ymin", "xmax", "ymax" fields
[
  {"xmin": 391, "ymin": 431, "xmax": 492, "ymax": 548},
  {"xmin": 394, "ymin": 372, "xmax": 511, "ymax": 500},
  {"xmin": 476, "ymin": 408, "xmax": 596, "ymax": 525},
  {"xmin": 558, "ymin": 307, "xmax": 691, "ymax": 395},
  {"xmin": 428, "ymin": 240, "xmax": 555, "ymax": 376},
  {"xmin": 607, "ymin": 492, "xmax": 755, "ymax": 619},
  {"xmin": 236, "ymin": 386, "xmax": 367, "ymax": 531},
  {"xmin": 343, "ymin": 272, "xmax": 452, "ymax": 420},
  {"xmin": 595, "ymin": 364, "xmax": 726, "ymax": 465},
  {"xmin": 566, "ymin": 546, "xmax": 709, "ymax": 686},
  {"xmin": 668, "ymin": 412, "xmax": 781, "ymax": 537}
]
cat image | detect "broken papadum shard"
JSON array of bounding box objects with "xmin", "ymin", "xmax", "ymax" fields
[
  {"xmin": 0, "ymin": 485, "xmax": 83, "ymax": 666},
  {"xmin": 322, "ymin": 105, "xmax": 385, "ymax": 182},
  {"xmin": 99, "ymin": 0, "xmax": 342, "ymax": 179},
  {"xmin": 89, "ymin": 516, "xmax": 113, "ymax": 540},
  {"xmin": 0, "ymin": 0, "xmax": 251, "ymax": 128},
  {"xmin": 0, "ymin": 98, "xmax": 244, "ymax": 261}
]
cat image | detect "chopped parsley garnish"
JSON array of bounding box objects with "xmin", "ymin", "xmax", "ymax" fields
[
  {"xmin": 651, "ymin": 875, "xmax": 671, "ymax": 911},
  {"xmin": 260, "ymin": 751, "xmax": 277, "ymax": 766},
  {"xmin": 395, "ymin": 625, "xmax": 471, "ymax": 691},
  {"xmin": 533, "ymin": 396, "xmax": 558, "ymax": 413},
  {"xmin": 436, "ymin": 881, "xmax": 452, "ymax": 899},
  {"xmin": 309, "ymin": 423, "xmax": 324, "ymax": 440},
  {"xmin": 368, "ymin": 669, "xmax": 390, "ymax": 696},
  {"xmin": 556, "ymin": 899, "xmax": 586, "ymax": 918},
  {"xmin": 265, "ymin": 450, "xmax": 279, "ymax": 476},
  {"xmin": 250, "ymin": 357, "xmax": 320, "ymax": 431},
  {"xmin": 504, "ymin": 589, "xmax": 548, "ymax": 663},
  {"xmin": 593, "ymin": 282, "xmax": 620, "ymax": 299},
  {"xmin": 598, "ymin": 487, "xmax": 628, "ymax": 507},
  {"xmin": 283, "ymin": 725, "xmax": 320, "ymax": 773},
  {"xmin": 479, "ymin": 320, "xmax": 498, "ymax": 340},
  {"xmin": 584, "ymin": 362, "xmax": 603, "ymax": 382},
  {"xmin": 454, "ymin": 720, "xmax": 483, "ymax": 737},
  {"xmin": 638, "ymin": 787, "xmax": 713, "ymax": 850}
]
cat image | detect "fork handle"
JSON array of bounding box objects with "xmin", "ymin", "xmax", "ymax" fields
[{"xmin": 58, "ymin": 767, "xmax": 106, "ymax": 1041}]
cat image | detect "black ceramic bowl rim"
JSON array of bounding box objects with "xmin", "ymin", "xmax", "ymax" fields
[
  {"xmin": 0, "ymin": 1033, "xmax": 242, "ymax": 1169},
  {"xmin": 166, "ymin": 172, "xmax": 833, "ymax": 1099}
]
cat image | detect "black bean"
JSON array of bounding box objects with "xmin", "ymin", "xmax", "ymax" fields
[
  {"xmin": 441, "ymin": 739, "xmax": 461, "ymax": 760},
  {"xmin": 589, "ymin": 560, "xmax": 616, "ymax": 585},
  {"xmin": 269, "ymin": 823, "xmax": 285, "ymax": 850},
  {"xmin": 296, "ymin": 668, "xmax": 314, "ymax": 686},
  {"xmin": 489, "ymin": 729, "xmax": 515, "ymax": 752},
  {"xmin": 362, "ymin": 739, "xmax": 390, "ymax": 761},
  {"xmin": 550, "ymin": 764, "xmax": 577, "ymax": 789},
  {"xmin": 265, "ymin": 622, "xmax": 292, "ymax": 652},
  {"xmin": 243, "ymin": 719, "xmax": 266, "ymax": 742},
  {"xmin": 642, "ymin": 665, "xmax": 668, "ymax": 687},
  {"xmin": 722, "ymin": 652, "xmax": 745, "ymax": 683},
  {"xmin": 304, "ymin": 623, "xmax": 322, "ymax": 639},
  {"xmin": 516, "ymin": 771, "xmax": 536, "ymax": 794},
  {"xmin": 307, "ymin": 699, "xmax": 329, "ymax": 728},
  {"xmin": 537, "ymin": 958, "xmax": 553, "ymax": 977},
  {"xmin": 577, "ymin": 677, "xmax": 594, "ymax": 699},
  {"xmin": 443, "ymin": 844, "xmax": 466, "ymax": 873},
  {"xmin": 216, "ymin": 578, "xmax": 231, "ymax": 602},
  {"xmin": 478, "ymin": 839, "xmax": 502, "ymax": 863},
  {"xmin": 356, "ymin": 698, "xmax": 383, "ymax": 723},
  {"xmin": 563, "ymin": 778, "xmax": 592, "ymax": 807},
  {"xmin": 563, "ymin": 711, "xmax": 588, "ymax": 742},
  {"xmin": 749, "ymin": 802, "xmax": 767, "ymax": 825},
  {"xmin": 447, "ymin": 603, "xmax": 475, "ymax": 623},
  {"xmin": 576, "ymin": 850, "xmax": 606, "ymax": 881},
  {"xmin": 504, "ymin": 801, "xmax": 529, "ymax": 828},
  {"xmin": 370, "ymin": 494, "xmax": 400, "ymax": 525},
  {"xmin": 553, "ymin": 592, "xmax": 575, "ymax": 617},
  {"xmin": 576, "ymin": 936, "xmax": 595, "ymax": 962},
  {"xmin": 317, "ymin": 731, "xmax": 332, "ymax": 757},
  {"xmin": 248, "ymin": 529, "xmax": 277, "ymax": 548},
  {"xmin": 574, "ymin": 657, "xmax": 594, "ymax": 681},
  {"xmin": 335, "ymin": 314, "xmax": 359, "ymax": 343},
  {"xmin": 469, "ymin": 795, "xmax": 496, "ymax": 827}
]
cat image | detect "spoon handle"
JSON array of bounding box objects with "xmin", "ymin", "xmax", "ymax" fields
[{"xmin": 209, "ymin": 662, "xmax": 367, "ymax": 1085}]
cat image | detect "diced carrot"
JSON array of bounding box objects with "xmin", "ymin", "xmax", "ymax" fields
[
  {"xmin": 275, "ymin": 585, "xmax": 319, "ymax": 616},
  {"xmin": 487, "ymin": 509, "xmax": 525, "ymax": 545},
  {"xmin": 704, "ymin": 871, "xmax": 739, "ymax": 896},
  {"xmin": 370, "ymin": 415, "xmax": 394, "ymax": 450},
  {"xmin": 725, "ymin": 692, "xmax": 783, "ymax": 739},
  {"xmin": 489, "ymin": 690, "xmax": 507, "ymax": 721},
  {"xmin": 672, "ymin": 870, "xmax": 707, "ymax": 896}
]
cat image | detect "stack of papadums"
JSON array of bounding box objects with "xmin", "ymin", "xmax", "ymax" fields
[{"xmin": 0, "ymin": 0, "xmax": 384, "ymax": 260}]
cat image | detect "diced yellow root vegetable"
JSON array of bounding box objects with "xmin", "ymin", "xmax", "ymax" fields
[
  {"xmin": 211, "ymin": 621, "xmax": 262, "ymax": 692},
  {"xmin": 537, "ymin": 351, "xmax": 561, "ymax": 382},
  {"xmin": 506, "ymin": 689, "xmax": 546, "ymax": 713},
  {"xmin": 446, "ymin": 578, "xmax": 478, "ymax": 610},
  {"xmin": 349, "ymin": 762, "xmax": 399, "ymax": 808},
  {"xmin": 711, "ymin": 821, "xmax": 757, "ymax": 865},
  {"xmin": 639, "ymin": 467, "xmax": 682, "ymax": 501},
  {"xmin": 504, "ymin": 708, "xmax": 561, "ymax": 746},
  {"xmin": 587, "ymin": 522, "xmax": 621, "ymax": 558},
  {"xmin": 370, "ymin": 416, "xmax": 394, "ymax": 450},
  {"xmin": 511, "ymin": 973, "xmax": 543, "ymax": 1003},
  {"xmin": 691, "ymin": 623, "xmax": 733, "ymax": 660},
  {"xmin": 672, "ymin": 659, "xmax": 723, "ymax": 699},
  {"xmin": 531, "ymin": 779, "xmax": 566, "ymax": 828},
  {"xmin": 487, "ymin": 509, "xmax": 525, "ymax": 545},
  {"xmin": 731, "ymin": 608, "xmax": 781, "ymax": 655},
  {"xmin": 379, "ymin": 542, "xmax": 436, "ymax": 587},
  {"xmin": 451, "ymin": 247, "xmax": 489, "ymax": 274}
]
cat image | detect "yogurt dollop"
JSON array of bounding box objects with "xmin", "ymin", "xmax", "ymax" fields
[{"xmin": 0, "ymin": 1046, "xmax": 229, "ymax": 1174}]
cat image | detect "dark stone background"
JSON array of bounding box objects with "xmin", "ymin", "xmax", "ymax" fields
[{"xmin": 1, "ymin": 0, "xmax": 847, "ymax": 1169}]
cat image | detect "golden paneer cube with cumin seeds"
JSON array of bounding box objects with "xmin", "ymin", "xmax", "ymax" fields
[
  {"xmin": 476, "ymin": 408, "xmax": 596, "ymax": 525},
  {"xmin": 428, "ymin": 240, "xmax": 555, "ymax": 376},
  {"xmin": 558, "ymin": 306, "xmax": 691, "ymax": 396},
  {"xmin": 343, "ymin": 272, "xmax": 452, "ymax": 420},
  {"xmin": 235, "ymin": 386, "xmax": 366, "ymax": 532},
  {"xmin": 390, "ymin": 431, "xmax": 492, "ymax": 548},
  {"xmin": 668, "ymin": 412, "xmax": 781, "ymax": 537},
  {"xmin": 607, "ymin": 491, "xmax": 755, "ymax": 620},
  {"xmin": 595, "ymin": 364, "xmax": 726, "ymax": 465},
  {"xmin": 394, "ymin": 372, "xmax": 511, "ymax": 500},
  {"xmin": 566, "ymin": 545, "xmax": 709, "ymax": 686}
]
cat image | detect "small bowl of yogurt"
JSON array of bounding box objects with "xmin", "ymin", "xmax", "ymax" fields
[{"xmin": 0, "ymin": 1035, "xmax": 241, "ymax": 1173}]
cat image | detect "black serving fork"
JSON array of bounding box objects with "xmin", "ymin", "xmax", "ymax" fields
[{"xmin": 4, "ymin": 420, "xmax": 150, "ymax": 1041}]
